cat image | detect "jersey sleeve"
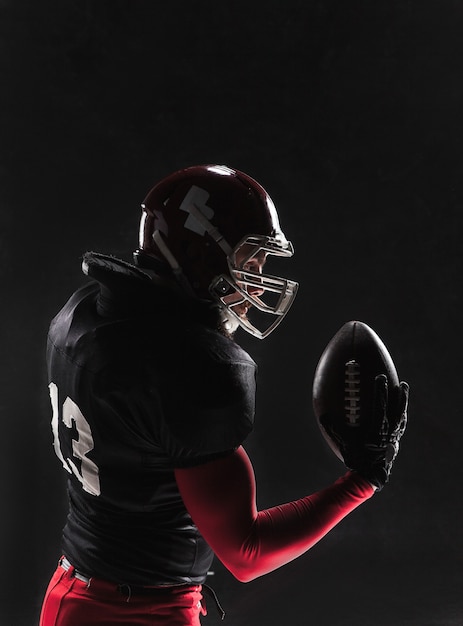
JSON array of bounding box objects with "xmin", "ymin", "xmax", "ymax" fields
[
  {"xmin": 175, "ymin": 446, "xmax": 375, "ymax": 581},
  {"xmin": 152, "ymin": 329, "xmax": 257, "ymax": 466}
]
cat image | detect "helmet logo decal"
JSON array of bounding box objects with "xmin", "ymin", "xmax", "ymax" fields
[{"xmin": 179, "ymin": 185, "xmax": 214, "ymax": 236}]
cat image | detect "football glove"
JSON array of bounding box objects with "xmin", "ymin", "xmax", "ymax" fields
[{"xmin": 321, "ymin": 375, "xmax": 409, "ymax": 491}]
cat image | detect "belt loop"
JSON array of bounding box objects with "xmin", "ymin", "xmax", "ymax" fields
[{"xmin": 59, "ymin": 556, "xmax": 75, "ymax": 577}]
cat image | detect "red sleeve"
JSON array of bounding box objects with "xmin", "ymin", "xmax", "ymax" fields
[{"xmin": 175, "ymin": 446, "xmax": 374, "ymax": 582}]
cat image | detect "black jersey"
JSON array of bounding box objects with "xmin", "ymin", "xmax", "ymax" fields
[{"xmin": 47, "ymin": 252, "xmax": 257, "ymax": 585}]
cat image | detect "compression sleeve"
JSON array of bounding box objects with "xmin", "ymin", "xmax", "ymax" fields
[{"xmin": 175, "ymin": 446, "xmax": 374, "ymax": 583}]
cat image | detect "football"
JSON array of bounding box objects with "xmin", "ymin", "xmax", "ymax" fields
[{"xmin": 312, "ymin": 320, "xmax": 400, "ymax": 461}]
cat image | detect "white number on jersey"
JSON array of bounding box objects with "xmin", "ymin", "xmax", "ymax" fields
[{"xmin": 49, "ymin": 382, "xmax": 101, "ymax": 496}]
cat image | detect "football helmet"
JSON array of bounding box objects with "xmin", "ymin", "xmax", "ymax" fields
[{"xmin": 133, "ymin": 164, "xmax": 298, "ymax": 339}]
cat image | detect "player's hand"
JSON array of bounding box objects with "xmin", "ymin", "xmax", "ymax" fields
[{"xmin": 321, "ymin": 376, "xmax": 409, "ymax": 491}]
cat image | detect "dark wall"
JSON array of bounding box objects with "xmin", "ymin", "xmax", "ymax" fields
[{"xmin": 1, "ymin": 1, "xmax": 462, "ymax": 624}]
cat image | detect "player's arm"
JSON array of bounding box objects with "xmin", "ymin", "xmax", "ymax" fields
[{"xmin": 175, "ymin": 446, "xmax": 373, "ymax": 583}]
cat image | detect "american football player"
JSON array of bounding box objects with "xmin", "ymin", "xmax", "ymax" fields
[{"xmin": 39, "ymin": 165, "xmax": 408, "ymax": 626}]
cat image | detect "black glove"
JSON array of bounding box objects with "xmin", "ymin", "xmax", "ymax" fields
[{"xmin": 321, "ymin": 375, "xmax": 409, "ymax": 491}]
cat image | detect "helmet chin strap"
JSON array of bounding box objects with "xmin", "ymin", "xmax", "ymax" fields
[
  {"xmin": 153, "ymin": 229, "xmax": 242, "ymax": 337},
  {"xmin": 151, "ymin": 230, "xmax": 197, "ymax": 298},
  {"xmin": 153, "ymin": 201, "xmax": 234, "ymax": 301}
]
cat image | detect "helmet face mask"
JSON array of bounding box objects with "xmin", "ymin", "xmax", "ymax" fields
[
  {"xmin": 134, "ymin": 164, "xmax": 299, "ymax": 339},
  {"xmin": 209, "ymin": 235, "xmax": 298, "ymax": 339}
]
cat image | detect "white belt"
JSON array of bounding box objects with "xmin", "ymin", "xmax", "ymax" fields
[{"xmin": 60, "ymin": 556, "xmax": 91, "ymax": 584}]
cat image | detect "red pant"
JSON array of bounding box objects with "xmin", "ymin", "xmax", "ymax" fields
[{"xmin": 39, "ymin": 559, "xmax": 207, "ymax": 626}]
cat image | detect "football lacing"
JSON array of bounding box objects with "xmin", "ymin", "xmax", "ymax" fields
[{"xmin": 344, "ymin": 360, "xmax": 361, "ymax": 426}]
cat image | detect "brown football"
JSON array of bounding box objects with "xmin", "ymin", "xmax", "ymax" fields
[{"xmin": 312, "ymin": 321, "xmax": 400, "ymax": 461}]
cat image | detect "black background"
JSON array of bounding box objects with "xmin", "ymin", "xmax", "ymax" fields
[{"xmin": 1, "ymin": 1, "xmax": 462, "ymax": 624}]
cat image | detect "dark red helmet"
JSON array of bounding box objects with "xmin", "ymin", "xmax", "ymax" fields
[{"xmin": 134, "ymin": 164, "xmax": 298, "ymax": 338}]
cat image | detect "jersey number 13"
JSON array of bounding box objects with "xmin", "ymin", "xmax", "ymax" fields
[{"xmin": 49, "ymin": 382, "xmax": 101, "ymax": 496}]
